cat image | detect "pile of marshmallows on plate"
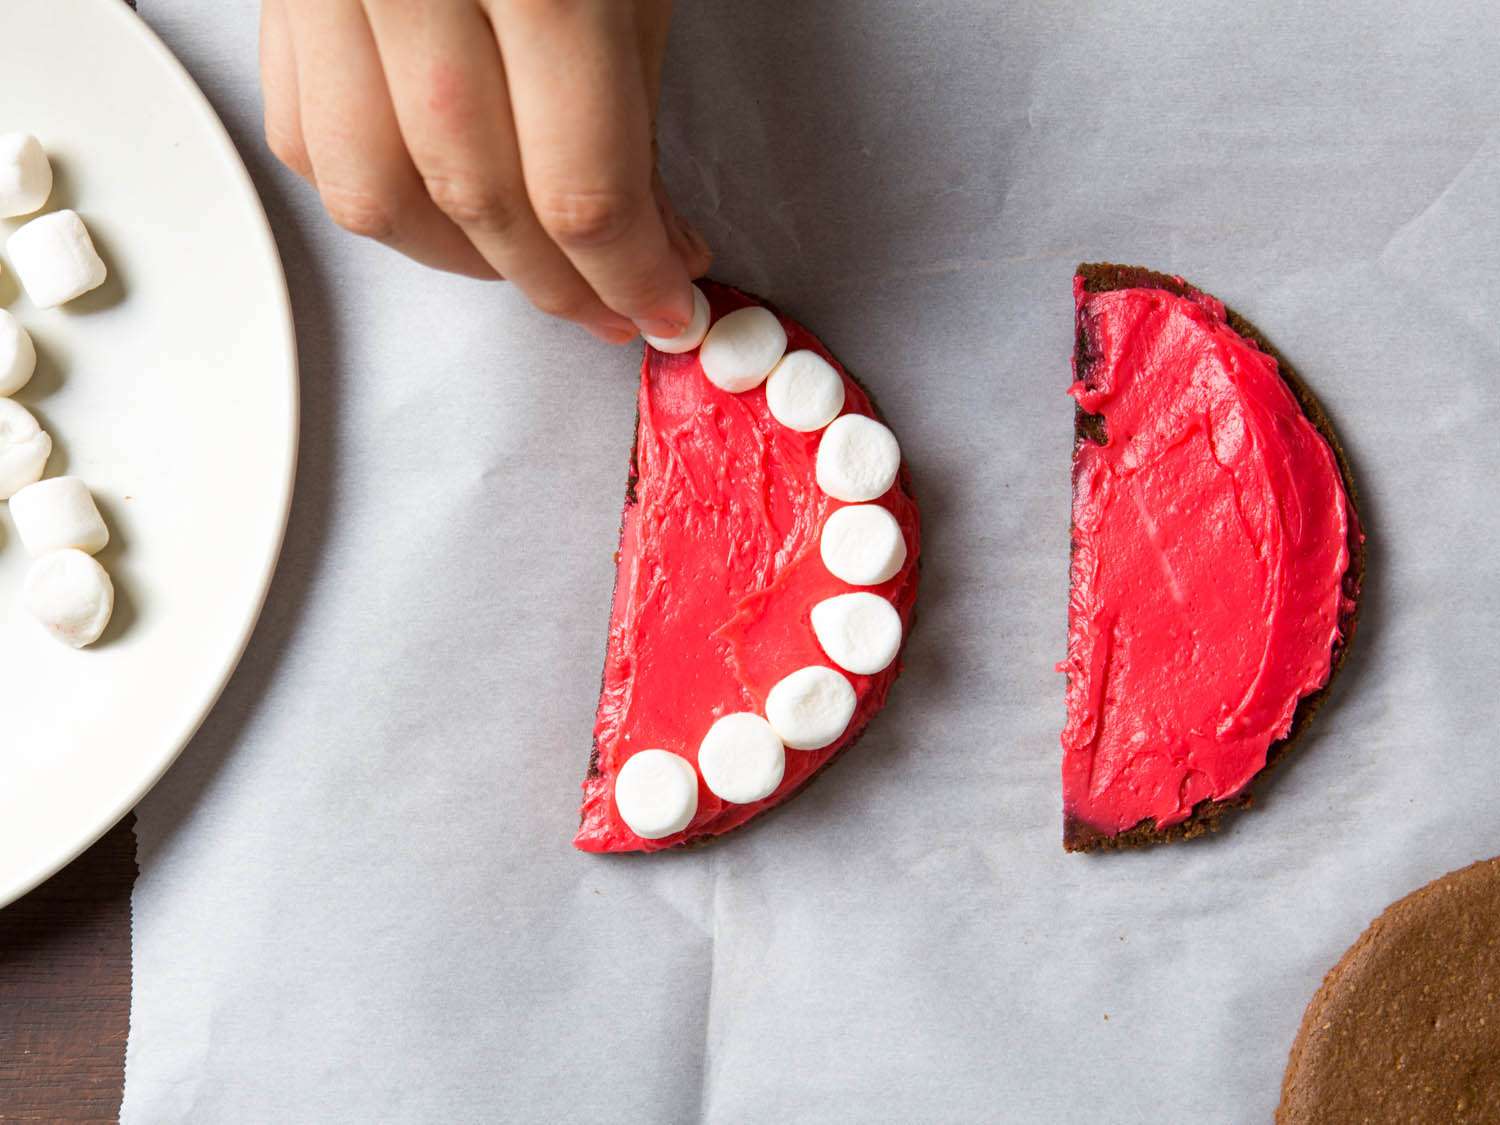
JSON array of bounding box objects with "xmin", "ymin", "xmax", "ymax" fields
[
  {"xmin": 617, "ymin": 287, "xmax": 909, "ymax": 839},
  {"xmin": 0, "ymin": 134, "xmax": 115, "ymax": 649}
]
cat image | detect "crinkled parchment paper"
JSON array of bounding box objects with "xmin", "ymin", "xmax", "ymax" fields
[{"xmin": 125, "ymin": 2, "xmax": 1500, "ymax": 1120}]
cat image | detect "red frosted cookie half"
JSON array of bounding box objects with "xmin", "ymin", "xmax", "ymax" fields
[
  {"xmin": 576, "ymin": 282, "xmax": 920, "ymax": 853},
  {"xmin": 1061, "ymin": 263, "xmax": 1364, "ymax": 851}
]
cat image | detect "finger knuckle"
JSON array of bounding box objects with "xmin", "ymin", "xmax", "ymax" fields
[
  {"xmin": 422, "ymin": 62, "xmax": 476, "ymax": 128},
  {"xmin": 423, "ymin": 173, "xmax": 518, "ymax": 233},
  {"xmin": 532, "ymin": 188, "xmax": 641, "ymax": 249},
  {"xmin": 320, "ymin": 184, "xmax": 399, "ymax": 240}
]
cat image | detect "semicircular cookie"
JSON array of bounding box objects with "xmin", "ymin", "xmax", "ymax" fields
[
  {"xmin": 575, "ymin": 281, "xmax": 921, "ymax": 853},
  {"xmin": 1060, "ymin": 263, "xmax": 1366, "ymax": 851}
]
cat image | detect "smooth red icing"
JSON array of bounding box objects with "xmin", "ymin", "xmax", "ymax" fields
[
  {"xmin": 1061, "ymin": 276, "xmax": 1354, "ymax": 837},
  {"xmin": 576, "ymin": 282, "xmax": 920, "ymax": 852}
]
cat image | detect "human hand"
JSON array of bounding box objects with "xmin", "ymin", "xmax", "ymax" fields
[{"xmin": 260, "ymin": 0, "xmax": 710, "ymax": 344}]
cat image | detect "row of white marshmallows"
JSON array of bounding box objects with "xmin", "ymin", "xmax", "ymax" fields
[
  {"xmin": 616, "ymin": 287, "xmax": 909, "ymax": 839},
  {"xmin": 0, "ymin": 134, "xmax": 115, "ymax": 647}
]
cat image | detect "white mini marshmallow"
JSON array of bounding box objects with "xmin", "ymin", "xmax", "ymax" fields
[
  {"xmin": 0, "ymin": 398, "xmax": 50, "ymax": 499},
  {"xmin": 9, "ymin": 477, "xmax": 108, "ymax": 555},
  {"xmin": 8, "ymin": 210, "xmax": 107, "ymax": 308},
  {"xmin": 699, "ymin": 306, "xmax": 786, "ymax": 392},
  {"xmin": 0, "ymin": 134, "xmax": 53, "ymax": 217},
  {"xmin": 697, "ymin": 713, "xmax": 785, "ymax": 804},
  {"xmin": 643, "ymin": 284, "xmax": 711, "ymax": 354},
  {"xmin": 23, "ymin": 548, "xmax": 114, "ymax": 648},
  {"xmin": 815, "ymin": 414, "xmax": 901, "ymax": 501},
  {"xmin": 765, "ymin": 350, "xmax": 845, "ymax": 432},
  {"xmin": 765, "ymin": 665, "xmax": 856, "ymax": 751},
  {"xmin": 811, "ymin": 592, "xmax": 903, "ymax": 676},
  {"xmin": 0, "ymin": 309, "xmax": 37, "ymax": 396},
  {"xmin": 614, "ymin": 748, "xmax": 699, "ymax": 839},
  {"xmin": 820, "ymin": 504, "xmax": 907, "ymax": 586}
]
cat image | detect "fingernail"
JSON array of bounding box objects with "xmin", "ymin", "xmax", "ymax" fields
[{"xmin": 637, "ymin": 316, "xmax": 687, "ymax": 338}]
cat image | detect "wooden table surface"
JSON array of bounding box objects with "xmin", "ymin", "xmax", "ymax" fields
[{"xmin": 0, "ymin": 817, "xmax": 135, "ymax": 1121}]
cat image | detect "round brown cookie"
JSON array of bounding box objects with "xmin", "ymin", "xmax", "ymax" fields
[{"xmin": 1278, "ymin": 856, "xmax": 1500, "ymax": 1123}]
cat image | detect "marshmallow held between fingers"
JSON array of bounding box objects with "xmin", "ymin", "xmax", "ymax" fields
[
  {"xmin": 699, "ymin": 306, "xmax": 786, "ymax": 392},
  {"xmin": 9, "ymin": 477, "xmax": 108, "ymax": 555},
  {"xmin": 0, "ymin": 134, "xmax": 52, "ymax": 217},
  {"xmin": 820, "ymin": 504, "xmax": 907, "ymax": 586},
  {"xmin": 8, "ymin": 210, "xmax": 107, "ymax": 308},
  {"xmin": 765, "ymin": 350, "xmax": 845, "ymax": 432},
  {"xmin": 0, "ymin": 310, "xmax": 37, "ymax": 396},
  {"xmin": 815, "ymin": 413, "xmax": 901, "ymax": 502},
  {"xmin": 765, "ymin": 665, "xmax": 857, "ymax": 750},
  {"xmin": 697, "ymin": 713, "xmax": 785, "ymax": 804},
  {"xmin": 811, "ymin": 592, "xmax": 903, "ymax": 676},
  {"xmin": 23, "ymin": 548, "xmax": 114, "ymax": 648},
  {"xmin": 0, "ymin": 398, "xmax": 50, "ymax": 499},
  {"xmin": 643, "ymin": 284, "xmax": 711, "ymax": 354},
  {"xmin": 614, "ymin": 748, "xmax": 699, "ymax": 839}
]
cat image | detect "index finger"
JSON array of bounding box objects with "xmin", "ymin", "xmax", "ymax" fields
[{"xmin": 489, "ymin": 0, "xmax": 694, "ymax": 338}]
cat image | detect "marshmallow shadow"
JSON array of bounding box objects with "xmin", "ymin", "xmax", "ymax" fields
[
  {"xmin": 0, "ymin": 263, "xmax": 18, "ymax": 310},
  {"xmin": 20, "ymin": 401, "xmax": 70, "ymax": 477},
  {"xmin": 90, "ymin": 491, "xmax": 135, "ymax": 650},
  {"xmin": 13, "ymin": 329, "xmax": 62, "ymax": 401},
  {"xmin": 42, "ymin": 156, "xmax": 126, "ymax": 316}
]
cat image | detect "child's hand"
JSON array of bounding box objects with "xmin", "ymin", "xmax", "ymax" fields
[{"xmin": 260, "ymin": 0, "xmax": 709, "ymax": 344}]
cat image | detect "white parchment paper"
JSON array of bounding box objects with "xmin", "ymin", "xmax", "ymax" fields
[{"xmin": 125, "ymin": 2, "xmax": 1500, "ymax": 1121}]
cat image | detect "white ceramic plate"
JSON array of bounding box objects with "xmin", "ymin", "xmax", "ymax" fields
[{"xmin": 0, "ymin": 0, "xmax": 297, "ymax": 905}]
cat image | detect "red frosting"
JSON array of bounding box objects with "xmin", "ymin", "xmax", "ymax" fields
[
  {"xmin": 1061, "ymin": 276, "xmax": 1354, "ymax": 838},
  {"xmin": 576, "ymin": 282, "xmax": 920, "ymax": 852}
]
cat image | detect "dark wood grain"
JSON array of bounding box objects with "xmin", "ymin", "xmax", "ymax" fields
[{"xmin": 0, "ymin": 815, "xmax": 136, "ymax": 1122}]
